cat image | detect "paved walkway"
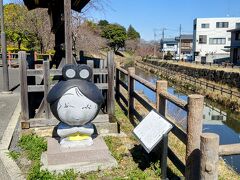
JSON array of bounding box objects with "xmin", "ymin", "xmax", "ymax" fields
[
  {"xmin": 0, "ymin": 67, "xmax": 22, "ymax": 179},
  {"xmin": 0, "ymin": 67, "xmax": 20, "ymax": 92},
  {"xmin": 0, "ymin": 93, "xmax": 19, "ymax": 141}
]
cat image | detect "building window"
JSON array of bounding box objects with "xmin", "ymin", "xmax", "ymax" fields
[
  {"xmin": 216, "ymin": 22, "xmax": 229, "ymax": 28},
  {"xmin": 194, "ymin": 24, "xmax": 196, "ymax": 30},
  {"xmin": 199, "ymin": 35, "xmax": 207, "ymax": 44},
  {"xmin": 209, "ymin": 38, "xmax": 226, "ymax": 45},
  {"xmin": 212, "ymin": 115, "xmax": 223, "ymax": 121},
  {"xmin": 236, "ymin": 32, "xmax": 240, "ymax": 40},
  {"xmin": 201, "ymin": 23, "xmax": 209, "ymax": 28},
  {"xmin": 236, "ymin": 23, "xmax": 240, "ymax": 28}
]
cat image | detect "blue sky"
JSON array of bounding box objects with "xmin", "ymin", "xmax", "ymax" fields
[
  {"xmin": 5, "ymin": 0, "xmax": 240, "ymax": 41},
  {"xmin": 86, "ymin": 0, "xmax": 240, "ymax": 41}
]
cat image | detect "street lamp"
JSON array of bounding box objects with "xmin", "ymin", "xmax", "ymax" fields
[{"xmin": 0, "ymin": 0, "xmax": 9, "ymax": 92}]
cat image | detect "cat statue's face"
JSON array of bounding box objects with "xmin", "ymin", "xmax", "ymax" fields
[{"xmin": 57, "ymin": 87, "xmax": 98, "ymax": 126}]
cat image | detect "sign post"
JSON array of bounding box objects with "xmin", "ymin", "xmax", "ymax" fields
[{"xmin": 133, "ymin": 110, "xmax": 173, "ymax": 179}]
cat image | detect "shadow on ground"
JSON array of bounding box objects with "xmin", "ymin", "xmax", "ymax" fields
[{"xmin": 130, "ymin": 144, "xmax": 184, "ymax": 180}]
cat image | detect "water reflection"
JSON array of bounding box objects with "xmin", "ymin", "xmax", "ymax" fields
[{"xmin": 134, "ymin": 68, "xmax": 240, "ymax": 173}]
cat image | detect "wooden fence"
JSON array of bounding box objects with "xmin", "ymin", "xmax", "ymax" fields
[
  {"xmin": 0, "ymin": 52, "xmax": 53, "ymax": 68},
  {"xmin": 19, "ymin": 51, "xmax": 115, "ymax": 129},
  {"xmin": 137, "ymin": 60, "xmax": 240, "ymax": 99},
  {"xmin": 115, "ymin": 66, "xmax": 240, "ymax": 180}
]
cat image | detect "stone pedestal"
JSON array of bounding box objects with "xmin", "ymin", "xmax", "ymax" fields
[{"xmin": 41, "ymin": 136, "xmax": 117, "ymax": 173}]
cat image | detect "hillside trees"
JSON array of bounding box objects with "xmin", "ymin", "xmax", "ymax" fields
[
  {"xmin": 125, "ymin": 25, "xmax": 140, "ymax": 53},
  {"xmin": 3, "ymin": 2, "xmax": 146, "ymax": 57},
  {"xmin": 101, "ymin": 23, "xmax": 127, "ymax": 52},
  {"xmin": 4, "ymin": 3, "xmax": 29, "ymax": 50},
  {"xmin": 4, "ymin": 3, "xmax": 53, "ymax": 52},
  {"xmin": 26, "ymin": 9, "xmax": 54, "ymax": 53},
  {"xmin": 127, "ymin": 25, "xmax": 140, "ymax": 40},
  {"xmin": 73, "ymin": 20, "xmax": 107, "ymax": 54}
]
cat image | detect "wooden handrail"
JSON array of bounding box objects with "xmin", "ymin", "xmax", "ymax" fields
[
  {"xmin": 219, "ymin": 144, "xmax": 240, "ymax": 156},
  {"xmin": 159, "ymin": 91, "xmax": 188, "ymax": 111},
  {"xmin": 131, "ymin": 74, "xmax": 157, "ymax": 92},
  {"xmin": 117, "ymin": 66, "xmax": 128, "ymax": 75}
]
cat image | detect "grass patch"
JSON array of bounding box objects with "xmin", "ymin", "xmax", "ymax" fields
[
  {"xmin": 7, "ymin": 151, "xmax": 20, "ymax": 160},
  {"xmin": 11, "ymin": 133, "xmax": 79, "ymax": 180},
  {"xmin": 19, "ymin": 134, "xmax": 47, "ymax": 161}
]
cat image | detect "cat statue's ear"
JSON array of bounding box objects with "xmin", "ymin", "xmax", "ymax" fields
[
  {"xmin": 62, "ymin": 64, "xmax": 78, "ymax": 80},
  {"xmin": 77, "ymin": 64, "xmax": 93, "ymax": 81}
]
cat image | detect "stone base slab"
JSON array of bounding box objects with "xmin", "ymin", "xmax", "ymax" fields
[{"xmin": 41, "ymin": 136, "xmax": 117, "ymax": 173}]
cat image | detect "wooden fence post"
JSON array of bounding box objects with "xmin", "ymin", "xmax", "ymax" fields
[
  {"xmin": 107, "ymin": 51, "xmax": 115, "ymax": 122},
  {"xmin": 200, "ymin": 133, "xmax": 219, "ymax": 180},
  {"xmin": 87, "ymin": 60, "xmax": 94, "ymax": 82},
  {"xmin": 185, "ymin": 94, "xmax": 204, "ymax": 180},
  {"xmin": 64, "ymin": 0, "xmax": 73, "ymax": 64},
  {"xmin": 128, "ymin": 67, "xmax": 135, "ymax": 121},
  {"xmin": 43, "ymin": 60, "xmax": 51, "ymax": 119},
  {"xmin": 19, "ymin": 51, "xmax": 29, "ymax": 123},
  {"xmin": 156, "ymin": 80, "xmax": 168, "ymax": 116},
  {"xmin": 34, "ymin": 51, "xmax": 37, "ymax": 61}
]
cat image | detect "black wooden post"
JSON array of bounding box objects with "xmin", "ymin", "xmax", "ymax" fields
[
  {"xmin": 160, "ymin": 133, "xmax": 168, "ymax": 180},
  {"xmin": 115, "ymin": 68, "xmax": 120, "ymax": 102},
  {"xmin": 128, "ymin": 67, "xmax": 135, "ymax": 121}
]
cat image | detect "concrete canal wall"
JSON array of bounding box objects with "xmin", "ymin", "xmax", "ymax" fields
[
  {"xmin": 135, "ymin": 60, "xmax": 240, "ymax": 112},
  {"xmin": 142, "ymin": 59, "xmax": 240, "ymax": 89}
]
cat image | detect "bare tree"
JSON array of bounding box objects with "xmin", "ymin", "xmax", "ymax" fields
[
  {"xmin": 125, "ymin": 39, "xmax": 140, "ymax": 53},
  {"xmin": 136, "ymin": 40, "xmax": 155, "ymax": 58},
  {"xmin": 73, "ymin": 21, "xmax": 107, "ymax": 55},
  {"xmin": 26, "ymin": 9, "xmax": 54, "ymax": 53}
]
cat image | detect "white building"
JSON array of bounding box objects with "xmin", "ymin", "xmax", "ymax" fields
[
  {"xmin": 193, "ymin": 17, "xmax": 240, "ymax": 63},
  {"xmin": 160, "ymin": 38, "xmax": 178, "ymax": 55}
]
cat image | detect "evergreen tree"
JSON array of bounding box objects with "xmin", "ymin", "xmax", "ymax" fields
[
  {"xmin": 127, "ymin": 25, "xmax": 140, "ymax": 40},
  {"xmin": 98, "ymin": 20, "xmax": 109, "ymax": 27},
  {"xmin": 101, "ymin": 24, "xmax": 127, "ymax": 52}
]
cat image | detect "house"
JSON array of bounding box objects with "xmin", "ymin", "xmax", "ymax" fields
[
  {"xmin": 175, "ymin": 34, "xmax": 193, "ymax": 59},
  {"xmin": 160, "ymin": 38, "xmax": 178, "ymax": 55},
  {"xmin": 225, "ymin": 28, "xmax": 240, "ymax": 65},
  {"xmin": 193, "ymin": 17, "xmax": 240, "ymax": 63}
]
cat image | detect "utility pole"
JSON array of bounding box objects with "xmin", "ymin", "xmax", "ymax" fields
[
  {"xmin": 179, "ymin": 24, "xmax": 182, "ymax": 61},
  {"xmin": 0, "ymin": 0, "xmax": 9, "ymax": 92},
  {"xmin": 162, "ymin": 28, "xmax": 166, "ymax": 60},
  {"xmin": 153, "ymin": 30, "xmax": 157, "ymax": 58}
]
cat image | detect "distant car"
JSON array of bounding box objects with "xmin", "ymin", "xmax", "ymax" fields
[
  {"xmin": 173, "ymin": 54, "xmax": 192, "ymax": 61},
  {"xmin": 185, "ymin": 54, "xmax": 193, "ymax": 61}
]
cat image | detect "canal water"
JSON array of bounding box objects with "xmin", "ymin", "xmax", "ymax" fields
[{"xmin": 134, "ymin": 68, "xmax": 240, "ymax": 173}]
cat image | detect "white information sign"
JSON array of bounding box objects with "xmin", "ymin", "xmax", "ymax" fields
[{"xmin": 133, "ymin": 110, "xmax": 173, "ymax": 153}]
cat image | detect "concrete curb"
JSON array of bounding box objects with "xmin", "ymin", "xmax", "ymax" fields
[{"xmin": 0, "ymin": 99, "xmax": 25, "ymax": 180}]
